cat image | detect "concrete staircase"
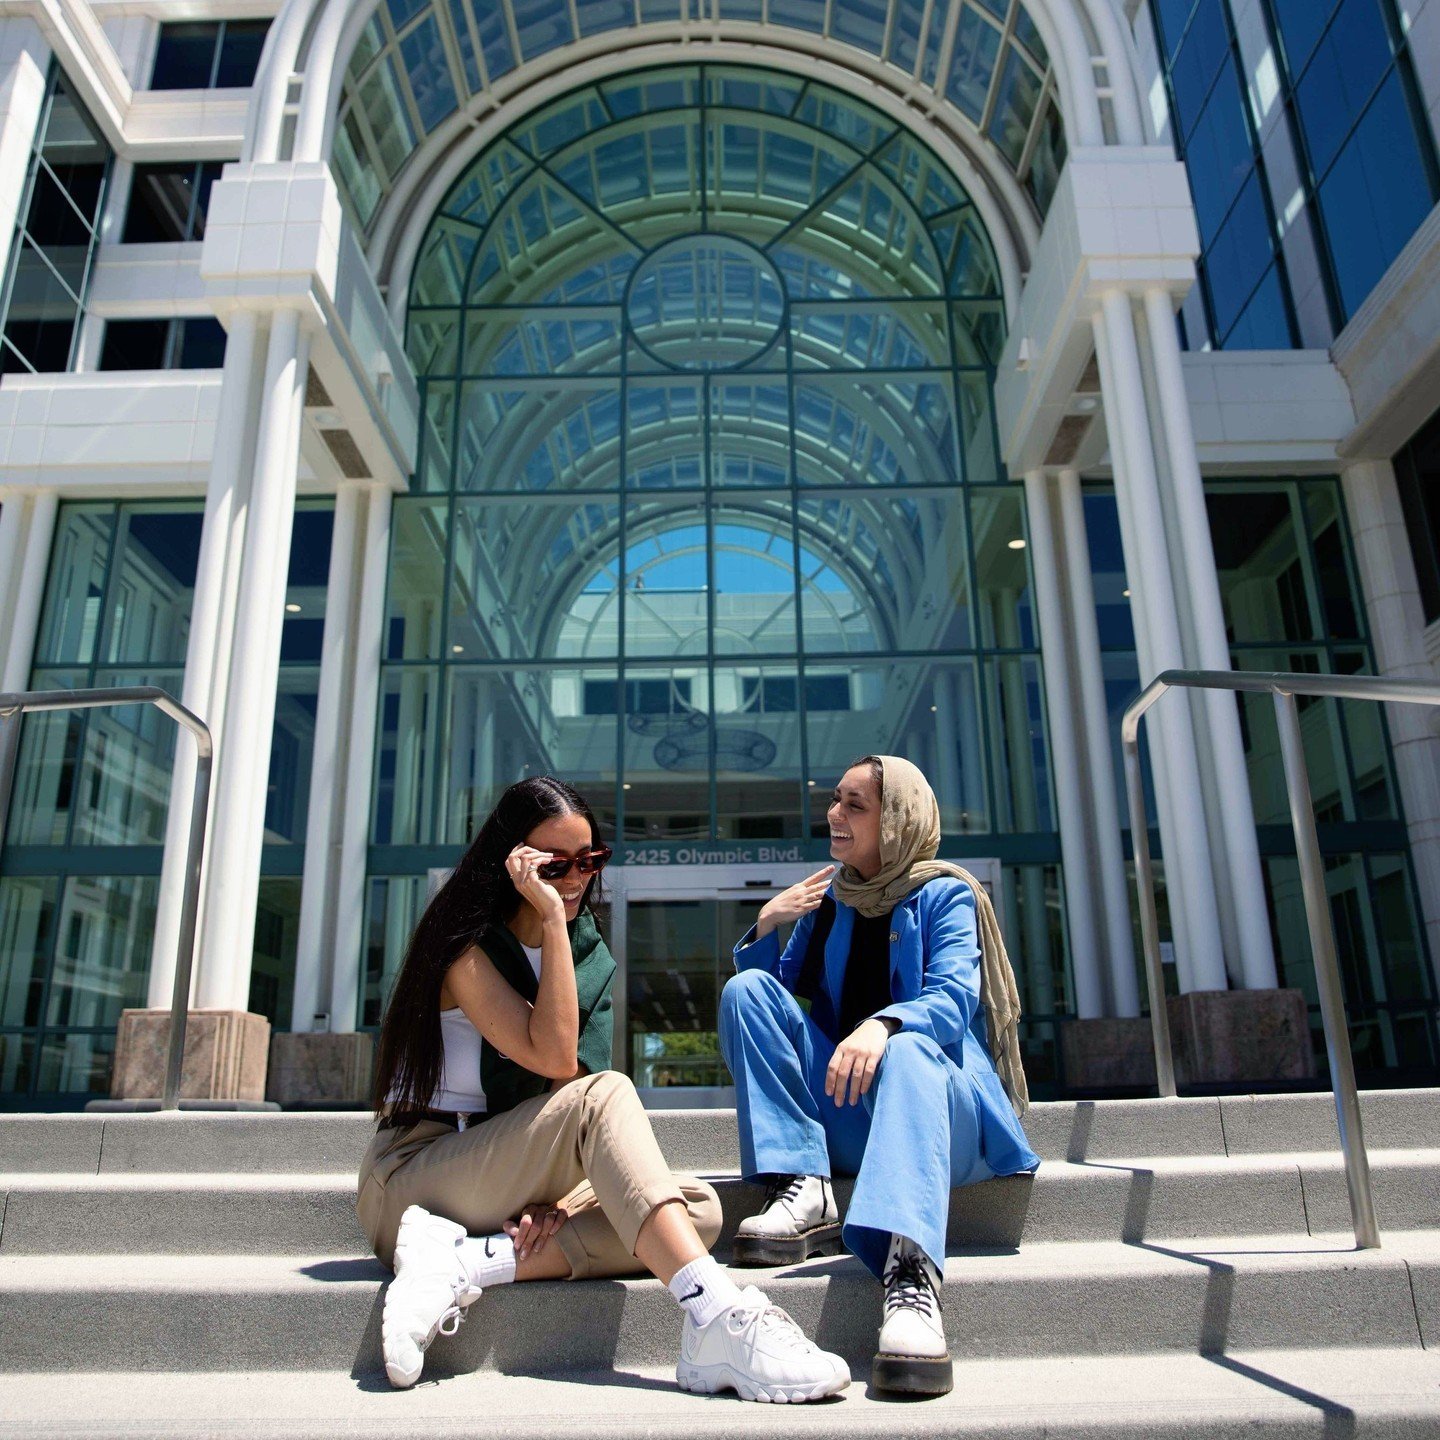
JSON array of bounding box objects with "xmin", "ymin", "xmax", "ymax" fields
[{"xmin": 2, "ymin": 1090, "xmax": 1438, "ymax": 1436}]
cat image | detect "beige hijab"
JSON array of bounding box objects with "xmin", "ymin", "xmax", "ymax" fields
[{"xmin": 831, "ymin": 754, "xmax": 1029, "ymax": 1117}]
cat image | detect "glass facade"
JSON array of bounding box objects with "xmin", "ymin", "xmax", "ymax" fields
[
  {"xmin": 1085, "ymin": 474, "xmax": 1437, "ymax": 1080},
  {"xmin": 0, "ymin": 68, "xmax": 110, "ymax": 376},
  {"xmin": 367, "ymin": 64, "xmax": 1072, "ymax": 1087},
  {"xmin": 332, "ymin": 0, "xmax": 1065, "ymax": 233},
  {"xmin": 0, "ymin": 501, "xmax": 333, "ymax": 1105},
  {"xmin": 1154, "ymin": 0, "xmax": 1440, "ymax": 350}
]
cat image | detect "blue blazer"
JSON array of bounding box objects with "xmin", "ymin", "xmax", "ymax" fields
[{"xmin": 734, "ymin": 876, "xmax": 1038, "ymax": 1176}]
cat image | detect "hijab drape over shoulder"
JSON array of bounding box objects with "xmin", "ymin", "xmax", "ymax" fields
[{"xmin": 831, "ymin": 754, "xmax": 1030, "ymax": 1116}]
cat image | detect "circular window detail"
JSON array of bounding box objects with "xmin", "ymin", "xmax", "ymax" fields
[{"xmin": 625, "ymin": 234, "xmax": 786, "ymax": 372}]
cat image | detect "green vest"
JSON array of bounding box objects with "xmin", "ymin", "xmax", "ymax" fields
[{"xmin": 478, "ymin": 911, "xmax": 616, "ymax": 1117}]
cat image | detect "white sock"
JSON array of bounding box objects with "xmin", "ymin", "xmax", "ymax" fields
[
  {"xmin": 668, "ymin": 1255, "xmax": 743, "ymax": 1328},
  {"xmin": 458, "ymin": 1233, "xmax": 516, "ymax": 1290}
]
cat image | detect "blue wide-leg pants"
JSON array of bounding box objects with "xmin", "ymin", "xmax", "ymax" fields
[{"xmin": 718, "ymin": 968, "xmax": 994, "ymax": 1279}]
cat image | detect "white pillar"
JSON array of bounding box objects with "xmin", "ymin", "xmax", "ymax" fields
[
  {"xmin": 1093, "ymin": 291, "xmax": 1228, "ymax": 992},
  {"xmin": 0, "ymin": 490, "xmax": 30, "ymax": 675},
  {"xmin": 330, "ymin": 482, "xmax": 392, "ymax": 1031},
  {"xmin": 195, "ymin": 309, "xmax": 311, "ymax": 1012},
  {"xmin": 290, "ymin": 481, "xmax": 365, "ymax": 1033},
  {"xmin": 148, "ymin": 312, "xmax": 267, "ymax": 1008},
  {"xmin": 3, "ymin": 489, "xmax": 57, "ymax": 692},
  {"xmin": 1024, "ymin": 470, "xmax": 1104, "ymax": 1019},
  {"xmin": 1056, "ymin": 468, "xmax": 1141, "ymax": 1016},
  {"xmin": 1092, "ymin": 312, "xmax": 1195, "ymax": 993},
  {"xmin": 1142, "ymin": 287, "xmax": 1278, "ymax": 991},
  {"xmin": 1341, "ymin": 459, "xmax": 1440, "ymax": 990}
]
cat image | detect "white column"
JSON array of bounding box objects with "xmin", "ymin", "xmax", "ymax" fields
[
  {"xmin": 1093, "ymin": 291, "xmax": 1228, "ymax": 992},
  {"xmin": 1092, "ymin": 312, "xmax": 1195, "ymax": 992},
  {"xmin": 1056, "ymin": 468, "xmax": 1141, "ymax": 1016},
  {"xmin": 1024, "ymin": 470, "xmax": 1104, "ymax": 1018},
  {"xmin": 0, "ymin": 24, "xmax": 47, "ymax": 285},
  {"xmin": 195, "ymin": 309, "xmax": 311, "ymax": 1012},
  {"xmin": 329, "ymin": 482, "xmax": 392, "ymax": 1031},
  {"xmin": 291, "ymin": 481, "xmax": 364, "ymax": 1033},
  {"xmin": 1341, "ymin": 459, "xmax": 1440, "ymax": 990},
  {"xmin": 148, "ymin": 312, "xmax": 267, "ymax": 1008},
  {"xmin": 3, "ymin": 489, "xmax": 57, "ymax": 692},
  {"xmin": 1143, "ymin": 287, "xmax": 1278, "ymax": 991},
  {"xmin": 0, "ymin": 490, "xmax": 30, "ymax": 676}
]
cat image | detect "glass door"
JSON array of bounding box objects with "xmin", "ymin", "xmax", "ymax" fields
[{"xmin": 608, "ymin": 863, "xmax": 816, "ymax": 1101}]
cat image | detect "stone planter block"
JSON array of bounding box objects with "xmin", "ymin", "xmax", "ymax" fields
[
  {"xmin": 267, "ymin": 1032, "xmax": 375, "ymax": 1106},
  {"xmin": 1167, "ymin": 988, "xmax": 1316, "ymax": 1088},
  {"xmin": 1060, "ymin": 1017, "xmax": 1159, "ymax": 1090},
  {"xmin": 111, "ymin": 1009, "xmax": 271, "ymax": 1102}
]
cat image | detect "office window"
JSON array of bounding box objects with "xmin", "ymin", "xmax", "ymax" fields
[
  {"xmin": 0, "ymin": 69, "xmax": 110, "ymax": 375},
  {"xmin": 150, "ymin": 21, "xmax": 269, "ymax": 90},
  {"xmin": 99, "ymin": 317, "xmax": 228, "ymax": 371},
  {"xmin": 123, "ymin": 162, "xmax": 224, "ymax": 243}
]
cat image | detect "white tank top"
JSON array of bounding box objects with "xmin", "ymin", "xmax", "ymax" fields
[{"xmin": 424, "ymin": 941, "xmax": 544, "ymax": 1113}]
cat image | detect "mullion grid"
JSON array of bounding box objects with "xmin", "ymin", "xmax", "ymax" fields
[{"xmin": 417, "ymin": 64, "xmax": 1020, "ymax": 852}]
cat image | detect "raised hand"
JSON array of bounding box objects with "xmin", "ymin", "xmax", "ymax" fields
[
  {"xmin": 506, "ymin": 844, "xmax": 564, "ymax": 921},
  {"xmin": 755, "ymin": 865, "xmax": 836, "ymax": 939}
]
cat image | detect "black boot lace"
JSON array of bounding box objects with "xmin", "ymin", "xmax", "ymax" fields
[
  {"xmin": 884, "ymin": 1251, "xmax": 940, "ymax": 1317},
  {"xmin": 761, "ymin": 1174, "xmax": 808, "ymax": 1213}
]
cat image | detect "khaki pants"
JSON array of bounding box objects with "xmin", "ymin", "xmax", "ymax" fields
[{"xmin": 357, "ymin": 1070, "xmax": 722, "ymax": 1279}]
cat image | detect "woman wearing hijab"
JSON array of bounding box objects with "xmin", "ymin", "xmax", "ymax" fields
[{"xmin": 718, "ymin": 754, "xmax": 1039, "ymax": 1397}]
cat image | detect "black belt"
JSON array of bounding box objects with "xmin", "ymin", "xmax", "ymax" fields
[{"xmin": 381, "ymin": 1107, "xmax": 487, "ymax": 1132}]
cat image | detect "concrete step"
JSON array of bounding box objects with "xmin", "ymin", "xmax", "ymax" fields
[
  {"xmin": 3, "ymin": 1149, "xmax": 1438, "ymax": 1255},
  {"xmin": 5, "ymin": 1089, "xmax": 1437, "ymax": 1175},
  {"xmin": 4, "ymin": 1349, "xmax": 1440, "ymax": 1439},
  {"xmin": 2, "ymin": 1231, "xmax": 1435, "ymax": 1373}
]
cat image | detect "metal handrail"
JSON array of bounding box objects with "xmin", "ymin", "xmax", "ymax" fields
[
  {"xmin": 1122, "ymin": 667, "xmax": 1440, "ymax": 1250},
  {"xmin": 0, "ymin": 687, "xmax": 213, "ymax": 1112}
]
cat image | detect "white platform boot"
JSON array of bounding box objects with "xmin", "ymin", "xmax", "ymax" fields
[
  {"xmin": 732, "ymin": 1174, "xmax": 842, "ymax": 1267},
  {"xmin": 872, "ymin": 1233, "xmax": 952, "ymax": 1395}
]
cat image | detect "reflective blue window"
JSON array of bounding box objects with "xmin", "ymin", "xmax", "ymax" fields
[
  {"xmin": 1152, "ymin": 1, "xmax": 1296, "ymax": 351},
  {"xmin": 150, "ymin": 21, "xmax": 269, "ymax": 90},
  {"xmin": 1262, "ymin": 0, "xmax": 1439, "ymax": 328}
]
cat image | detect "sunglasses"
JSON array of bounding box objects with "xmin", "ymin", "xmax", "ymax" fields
[{"xmin": 536, "ymin": 846, "xmax": 613, "ymax": 882}]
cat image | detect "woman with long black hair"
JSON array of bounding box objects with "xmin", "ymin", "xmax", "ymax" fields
[{"xmin": 359, "ymin": 775, "xmax": 849, "ymax": 1400}]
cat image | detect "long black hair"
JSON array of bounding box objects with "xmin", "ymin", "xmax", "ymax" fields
[{"xmin": 371, "ymin": 775, "xmax": 605, "ymax": 1113}]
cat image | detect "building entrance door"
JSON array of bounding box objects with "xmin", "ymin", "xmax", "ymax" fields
[
  {"xmin": 608, "ymin": 862, "xmax": 817, "ymax": 1104},
  {"xmin": 608, "ymin": 859, "xmax": 1003, "ymax": 1104}
]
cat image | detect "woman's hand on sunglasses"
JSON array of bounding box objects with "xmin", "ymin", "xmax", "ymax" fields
[{"xmin": 506, "ymin": 845, "xmax": 565, "ymax": 921}]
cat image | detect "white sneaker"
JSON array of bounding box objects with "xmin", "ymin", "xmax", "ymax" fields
[
  {"xmin": 382, "ymin": 1205, "xmax": 484, "ymax": 1389},
  {"xmin": 677, "ymin": 1285, "xmax": 851, "ymax": 1403},
  {"xmin": 732, "ymin": 1175, "xmax": 842, "ymax": 1267},
  {"xmin": 872, "ymin": 1233, "xmax": 952, "ymax": 1396}
]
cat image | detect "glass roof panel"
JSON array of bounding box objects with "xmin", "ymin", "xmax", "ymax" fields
[
  {"xmin": 829, "ymin": 0, "xmax": 889, "ymax": 56},
  {"xmin": 511, "ymin": 0, "xmax": 576, "ymax": 63},
  {"xmin": 400, "ymin": 16, "xmax": 461, "ymax": 132},
  {"xmin": 337, "ymin": 4, "xmax": 1063, "ymax": 237},
  {"xmin": 945, "ymin": 8, "xmax": 1003, "ymax": 123},
  {"xmin": 988, "ymin": 45, "xmax": 1044, "ymax": 166}
]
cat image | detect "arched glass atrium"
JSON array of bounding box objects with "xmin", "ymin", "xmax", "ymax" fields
[
  {"xmin": 365, "ymin": 66, "xmax": 1062, "ymax": 1040},
  {"xmin": 333, "ymin": 0, "xmax": 1067, "ymax": 231}
]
